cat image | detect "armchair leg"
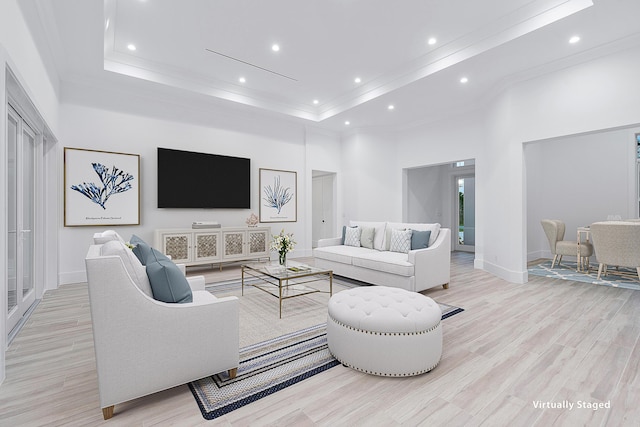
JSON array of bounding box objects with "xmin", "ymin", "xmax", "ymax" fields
[
  {"xmin": 597, "ymin": 263, "xmax": 604, "ymax": 280},
  {"xmin": 102, "ymin": 406, "xmax": 114, "ymax": 420},
  {"xmin": 228, "ymin": 368, "xmax": 238, "ymax": 379},
  {"xmin": 551, "ymin": 255, "xmax": 558, "ymax": 268},
  {"xmin": 442, "ymin": 283, "xmax": 449, "ymax": 289},
  {"xmin": 636, "ymin": 267, "xmax": 640, "ymax": 281}
]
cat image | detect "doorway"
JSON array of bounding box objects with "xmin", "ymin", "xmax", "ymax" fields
[
  {"xmin": 6, "ymin": 104, "xmax": 37, "ymax": 335},
  {"xmin": 455, "ymin": 175, "xmax": 475, "ymax": 252},
  {"xmin": 312, "ymin": 171, "xmax": 336, "ymax": 247}
]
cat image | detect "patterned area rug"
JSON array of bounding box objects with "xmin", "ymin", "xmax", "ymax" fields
[
  {"xmin": 189, "ymin": 303, "xmax": 463, "ymax": 420},
  {"xmin": 529, "ymin": 260, "xmax": 640, "ymax": 291}
]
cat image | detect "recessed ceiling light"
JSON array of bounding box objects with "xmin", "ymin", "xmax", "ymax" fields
[
  {"xmin": 460, "ymin": 77, "xmax": 469, "ymax": 84},
  {"xmin": 313, "ymin": 99, "xmax": 319, "ymax": 105},
  {"xmin": 345, "ymin": 121, "xmax": 350, "ymax": 125},
  {"xmin": 272, "ymin": 44, "xmax": 280, "ymax": 52},
  {"xmin": 238, "ymin": 77, "xmax": 246, "ymax": 83},
  {"xmin": 354, "ymin": 77, "xmax": 361, "ymax": 84},
  {"xmin": 127, "ymin": 44, "xmax": 136, "ymax": 51},
  {"xmin": 388, "ymin": 105, "xmax": 395, "ymax": 110},
  {"xmin": 569, "ymin": 35, "xmax": 580, "ymax": 44},
  {"xmin": 428, "ymin": 37, "xmax": 437, "ymax": 45}
]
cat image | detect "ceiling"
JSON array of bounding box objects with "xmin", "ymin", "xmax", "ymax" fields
[{"xmin": 19, "ymin": 0, "xmax": 640, "ymax": 132}]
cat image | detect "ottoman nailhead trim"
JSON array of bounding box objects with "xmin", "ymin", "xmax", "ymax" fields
[
  {"xmin": 328, "ymin": 314, "xmax": 441, "ymax": 336},
  {"xmin": 331, "ymin": 353, "xmax": 442, "ymax": 377}
]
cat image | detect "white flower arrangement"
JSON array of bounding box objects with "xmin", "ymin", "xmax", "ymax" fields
[{"xmin": 270, "ymin": 229, "xmax": 296, "ymax": 265}]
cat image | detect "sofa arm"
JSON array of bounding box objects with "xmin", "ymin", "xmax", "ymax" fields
[
  {"xmin": 318, "ymin": 237, "xmax": 342, "ymax": 247},
  {"xmin": 408, "ymin": 228, "xmax": 451, "ymax": 291}
]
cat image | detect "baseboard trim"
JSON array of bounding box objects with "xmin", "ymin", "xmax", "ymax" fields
[
  {"xmin": 476, "ymin": 259, "xmax": 527, "ymax": 284},
  {"xmin": 59, "ymin": 270, "xmax": 87, "ymax": 286}
]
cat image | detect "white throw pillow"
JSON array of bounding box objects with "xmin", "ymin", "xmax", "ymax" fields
[
  {"xmin": 360, "ymin": 226, "xmax": 375, "ymax": 249},
  {"xmin": 344, "ymin": 226, "xmax": 362, "ymax": 247},
  {"xmin": 93, "ymin": 230, "xmax": 126, "ymax": 245},
  {"xmin": 350, "ymin": 221, "xmax": 386, "ymax": 250},
  {"xmin": 100, "ymin": 240, "xmax": 154, "ymax": 297},
  {"xmin": 389, "ymin": 229, "xmax": 413, "ymax": 254}
]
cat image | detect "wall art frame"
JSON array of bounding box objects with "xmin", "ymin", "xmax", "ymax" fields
[
  {"xmin": 259, "ymin": 168, "xmax": 297, "ymax": 223},
  {"xmin": 64, "ymin": 147, "xmax": 140, "ymax": 226}
]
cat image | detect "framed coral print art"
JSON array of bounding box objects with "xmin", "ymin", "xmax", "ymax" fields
[
  {"xmin": 64, "ymin": 147, "xmax": 140, "ymax": 226},
  {"xmin": 259, "ymin": 168, "xmax": 297, "ymax": 223}
]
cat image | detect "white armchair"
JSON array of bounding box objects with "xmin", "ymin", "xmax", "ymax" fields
[
  {"xmin": 541, "ymin": 219, "xmax": 593, "ymax": 270},
  {"xmin": 590, "ymin": 221, "xmax": 640, "ymax": 280},
  {"xmin": 85, "ymin": 239, "xmax": 239, "ymax": 420}
]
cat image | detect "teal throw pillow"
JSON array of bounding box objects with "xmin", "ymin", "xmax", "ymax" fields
[
  {"xmin": 130, "ymin": 234, "xmax": 151, "ymax": 265},
  {"xmin": 145, "ymin": 249, "xmax": 193, "ymax": 303},
  {"xmin": 411, "ymin": 230, "xmax": 431, "ymax": 250},
  {"xmin": 131, "ymin": 234, "xmax": 171, "ymax": 265}
]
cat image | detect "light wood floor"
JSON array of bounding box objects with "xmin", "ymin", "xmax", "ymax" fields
[{"xmin": 1, "ymin": 253, "xmax": 639, "ymax": 426}]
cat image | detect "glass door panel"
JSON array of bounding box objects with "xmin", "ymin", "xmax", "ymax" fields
[
  {"xmin": 7, "ymin": 106, "xmax": 37, "ymax": 335},
  {"xmin": 21, "ymin": 127, "xmax": 36, "ymax": 297},
  {"xmin": 7, "ymin": 111, "xmax": 18, "ymax": 315},
  {"xmin": 455, "ymin": 175, "xmax": 476, "ymax": 252}
]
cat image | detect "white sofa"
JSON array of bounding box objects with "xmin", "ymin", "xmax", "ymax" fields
[
  {"xmin": 313, "ymin": 221, "xmax": 451, "ymax": 292},
  {"xmin": 85, "ymin": 231, "xmax": 239, "ymax": 419}
]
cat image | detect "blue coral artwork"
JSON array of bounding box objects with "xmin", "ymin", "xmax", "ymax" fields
[
  {"xmin": 64, "ymin": 147, "xmax": 140, "ymax": 226},
  {"xmin": 259, "ymin": 168, "xmax": 297, "ymax": 222},
  {"xmin": 71, "ymin": 163, "xmax": 134, "ymax": 209}
]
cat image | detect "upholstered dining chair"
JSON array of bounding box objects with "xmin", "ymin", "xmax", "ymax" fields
[
  {"xmin": 541, "ymin": 219, "xmax": 594, "ymax": 270},
  {"xmin": 590, "ymin": 221, "xmax": 640, "ymax": 280}
]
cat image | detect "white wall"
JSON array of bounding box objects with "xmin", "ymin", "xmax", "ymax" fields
[
  {"xmin": 341, "ymin": 130, "xmax": 401, "ymax": 223},
  {"xmin": 396, "ymin": 113, "xmax": 484, "ymax": 263},
  {"xmin": 484, "ymin": 44, "xmax": 640, "ymax": 282},
  {"xmin": 1, "ymin": 0, "xmax": 60, "ymax": 386},
  {"xmin": 58, "ymin": 99, "xmax": 343, "ymax": 284},
  {"xmin": 304, "ymin": 127, "xmax": 343, "ymax": 239},
  {"xmin": 360, "ymin": 44, "xmax": 640, "ymax": 283},
  {"xmin": 405, "ymin": 165, "xmax": 446, "ymax": 224},
  {"xmin": 526, "ymin": 127, "xmax": 639, "ymax": 261}
]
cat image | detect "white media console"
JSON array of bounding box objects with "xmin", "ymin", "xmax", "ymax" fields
[{"xmin": 154, "ymin": 226, "xmax": 271, "ymax": 269}]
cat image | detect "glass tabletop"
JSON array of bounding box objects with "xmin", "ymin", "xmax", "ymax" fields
[{"xmin": 242, "ymin": 261, "xmax": 332, "ymax": 280}]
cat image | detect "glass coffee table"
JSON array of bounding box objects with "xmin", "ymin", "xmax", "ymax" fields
[{"xmin": 241, "ymin": 261, "xmax": 333, "ymax": 318}]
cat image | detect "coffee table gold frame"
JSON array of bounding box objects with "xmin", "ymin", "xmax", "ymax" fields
[{"xmin": 241, "ymin": 262, "xmax": 333, "ymax": 318}]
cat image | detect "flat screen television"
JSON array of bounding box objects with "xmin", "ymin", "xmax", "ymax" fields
[{"xmin": 157, "ymin": 147, "xmax": 251, "ymax": 208}]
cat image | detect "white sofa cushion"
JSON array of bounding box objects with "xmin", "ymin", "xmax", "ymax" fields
[
  {"xmin": 100, "ymin": 240, "xmax": 154, "ymax": 298},
  {"xmin": 351, "ymin": 251, "xmax": 414, "ymax": 277},
  {"xmin": 189, "ymin": 290, "xmax": 218, "ymax": 306},
  {"xmin": 387, "ymin": 222, "xmax": 441, "ymax": 247},
  {"xmin": 314, "ymin": 245, "xmax": 374, "ymax": 264},
  {"xmin": 350, "ymin": 221, "xmax": 387, "ymax": 250}
]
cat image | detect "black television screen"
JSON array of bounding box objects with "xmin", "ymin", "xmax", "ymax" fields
[{"xmin": 157, "ymin": 148, "xmax": 251, "ymax": 208}]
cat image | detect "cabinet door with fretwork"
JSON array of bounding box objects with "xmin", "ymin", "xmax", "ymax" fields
[
  {"xmin": 160, "ymin": 232, "xmax": 191, "ymax": 264},
  {"xmin": 247, "ymin": 229, "xmax": 269, "ymax": 257},
  {"xmin": 222, "ymin": 230, "xmax": 246, "ymax": 261},
  {"xmin": 193, "ymin": 231, "xmax": 221, "ymax": 262}
]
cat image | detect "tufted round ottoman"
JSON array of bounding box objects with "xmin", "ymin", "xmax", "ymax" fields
[{"xmin": 327, "ymin": 286, "xmax": 442, "ymax": 377}]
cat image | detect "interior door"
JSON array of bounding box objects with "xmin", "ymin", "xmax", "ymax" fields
[
  {"xmin": 312, "ymin": 173, "xmax": 335, "ymax": 247},
  {"xmin": 7, "ymin": 105, "xmax": 37, "ymax": 335},
  {"xmin": 455, "ymin": 175, "xmax": 476, "ymax": 252}
]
